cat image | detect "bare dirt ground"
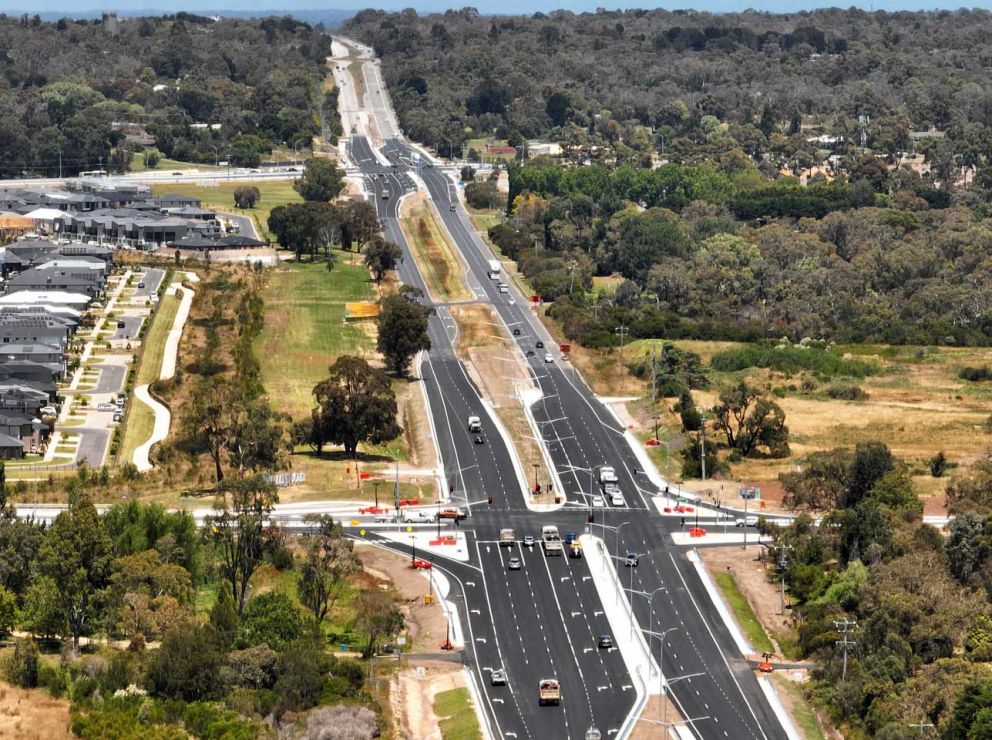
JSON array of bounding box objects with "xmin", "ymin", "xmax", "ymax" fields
[
  {"xmin": 0, "ymin": 680, "xmax": 70, "ymax": 739},
  {"xmin": 451, "ymin": 304, "xmax": 552, "ymax": 500},
  {"xmin": 356, "ymin": 543, "xmax": 450, "ymax": 655},
  {"xmin": 628, "ymin": 695, "xmax": 687, "ymax": 739},
  {"xmin": 391, "ymin": 663, "xmax": 467, "ymax": 740},
  {"xmin": 699, "ymin": 547, "xmax": 796, "ymax": 658}
]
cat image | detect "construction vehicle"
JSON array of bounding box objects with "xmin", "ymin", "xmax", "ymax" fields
[
  {"xmin": 758, "ymin": 652, "xmax": 774, "ymax": 673},
  {"xmin": 542, "ymin": 525, "xmax": 563, "ymax": 556},
  {"xmin": 499, "ymin": 528, "xmax": 515, "ymax": 547},
  {"xmin": 539, "ymin": 678, "xmax": 561, "ymax": 706}
]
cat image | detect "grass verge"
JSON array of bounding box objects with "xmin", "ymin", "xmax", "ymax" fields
[
  {"xmin": 434, "ymin": 687, "xmax": 481, "ymax": 740},
  {"xmin": 118, "ymin": 293, "xmax": 180, "ymax": 465},
  {"xmin": 770, "ymin": 674, "xmax": 826, "ymax": 740},
  {"xmin": 713, "ymin": 571, "xmax": 775, "ymax": 655},
  {"xmin": 401, "ymin": 194, "xmax": 471, "ymax": 302}
]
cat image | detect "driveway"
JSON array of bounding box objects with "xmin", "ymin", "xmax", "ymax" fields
[
  {"xmin": 92, "ymin": 364, "xmax": 126, "ymax": 394},
  {"xmin": 109, "ymin": 315, "xmax": 144, "ymax": 341},
  {"xmin": 133, "ymin": 268, "xmax": 164, "ymax": 299}
]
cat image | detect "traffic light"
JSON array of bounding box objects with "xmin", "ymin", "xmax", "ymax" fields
[
  {"xmin": 487, "ymin": 496, "xmax": 493, "ymax": 505},
  {"xmin": 587, "ymin": 513, "xmax": 594, "ymax": 523},
  {"xmin": 449, "ymin": 484, "xmax": 454, "ymax": 494}
]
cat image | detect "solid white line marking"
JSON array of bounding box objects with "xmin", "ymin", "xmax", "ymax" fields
[{"xmin": 471, "ymin": 609, "xmax": 481, "ymax": 615}]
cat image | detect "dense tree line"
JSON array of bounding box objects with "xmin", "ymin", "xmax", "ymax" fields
[
  {"xmin": 762, "ymin": 439, "xmax": 992, "ymax": 735},
  {"xmin": 489, "ymin": 164, "xmax": 992, "ymax": 346},
  {"xmin": 345, "ymin": 8, "xmax": 992, "ymax": 183},
  {"xmin": 0, "ymin": 488, "xmax": 389, "ymax": 737},
  {"xmin": 0, "ymin": 13, "xmax": 331, "ymax": 176}
]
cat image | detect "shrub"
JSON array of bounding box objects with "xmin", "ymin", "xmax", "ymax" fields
[
  {"xmin": 930, "ymin": 451, "xmax": 948, "ymax": 478},
  {"xmin": 3, "ymin": 638, "xmax": 39, "ymax": 688},
  {"xmin": 711, "ymin": 343, "xmax": 875, "ymax": 377},
  {"xmin": 237, "ymin": 592, "xmax": 302, "ymax": 652},
  {"xmin": 959, "ymin": 366, "xmax": 992, "ymax": 382},
  {"xmin": 825, "ymin": 384, "xmax": 870, "ymax": 401}
]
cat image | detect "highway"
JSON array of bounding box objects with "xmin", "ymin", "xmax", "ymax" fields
[
  {"xmin": 351, "ymin": 134, "xmax": 636, "ymax": 738},
  {"xmin": 341, "ymin": 36, "xmax": 788, "ymax": 740}
]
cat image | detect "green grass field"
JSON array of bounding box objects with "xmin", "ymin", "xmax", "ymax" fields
[
  {"xmin": 131, "ymin": 152, "xmax": 220, "ymax": 172},
  {"xmin": 255, "ymin": 258, "xmax": 375, "ymax": 419},
  {"xmin": 434, "ymin": 688, "xmax": 481, "ymax": 740},
  {"xmin": 713, "ymin": 571, "xmax": 776, "ymax": 655},
  {"xmin": 118, "ymin": 294, "xmax": 180, "ymax": 465},
  {"xmin": 150, "ymin": 180, "xmax": 303, "ymax": 243}
]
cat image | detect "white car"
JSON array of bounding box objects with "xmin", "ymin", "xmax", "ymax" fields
[
  {"xmin": 735, "ymin": 515, "xmax": 759, "ymax": 527},
  {"xmin": 544, "ymin": 353, "xmax": 554, "ymax": 363},
  {"xmin": 39, "ymin": 406, "xmax": 57, "ymax": 416},
  {"xmin": 508, "ymin": 297, "xmax": 515, "ymax": 305},
  {"xmin": 610, "ymin": 492, "xmax": 625, "ymax": 507},
  {"xmin": 591, "ymin": 495, "xmax": 605, "ymax": 508},
  {"xmin": 96, "ymin": 402, "xmax": 117, "ymax": 412}
]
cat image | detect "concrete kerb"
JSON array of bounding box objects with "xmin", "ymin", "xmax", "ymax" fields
[
  {"xmin": 415, "ymin": 349, "xmax": 449, "ymax": 504},
  {"xmin": 580, "ymin": 533, "xmax": 653, "ymax": 739},
  {"xmin": 685, "ymin": 548, "xmax": 753, "ymax": 656},
  {"xmin": 519, "ymin": 385, "xmax": 566, "ymax": 512},
  {"xmin": 757, "ymin": 676, "xmax": 802, "ymax": 740}
]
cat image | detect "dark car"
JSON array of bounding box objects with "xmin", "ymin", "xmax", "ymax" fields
[
  {"xmin": 513, "ymin": 328, "xmax": 521, "ymax": 336},
  {"xmin": 474, "ymin": 435, "xmax": 485, "ymax": 445},
  {"xmin": 625, "ymin": 552, "xmax": 639, "ymax": 567},
  {"xmin": 449, "ymin": 203, "xmax": 456, "ymax": 212},
  {"xmin": 598, "ymin": 635, "xmax": 613, "ymax": 649},
  {"xmin": 536, "ymin": 340, "xmax": 545, "ymax": 349},
  {"xmin": 526, "ymin": 350, "xmax": 536, "ymax": 357}
]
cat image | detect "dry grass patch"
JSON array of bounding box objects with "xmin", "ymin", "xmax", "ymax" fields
[
  {"xmin": 0, "ymin": 679, "xmax": 71, "ymax": 739},
  {"xmin": 401, "ymin": 193, "xmax": 471, "ymax": 302}
]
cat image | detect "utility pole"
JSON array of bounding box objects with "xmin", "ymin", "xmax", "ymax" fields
[
  {"xmin": 778, "ymin": 544, "xmax": 794, "ymax": 615},
  {"xmin": 834, "ymin": 619, "xmax": 857, "ymax": 680},
  {"xmin": 699, "ymin": 417, "xmax": 707, "ymax": 480},
  {"xmin": 615, "ymin": 325, "xmax": 629, "ymax": 378},
  {"xmin": 651, "ymin": 341, "xmax": 658, "ymax": 404},
  {"xmin": 393, "ymin": 453, "xmax": 400, "ymax": 516}
]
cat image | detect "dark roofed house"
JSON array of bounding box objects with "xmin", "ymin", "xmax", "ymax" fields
[
  {"xmin": 5, "ymin": 270, "xmax": 102, "ymax": 298},
  {"xmin": 0, "ymin": 432, "xmax": 24, "ymax": 459},
  {"xmin": 169, "ymin": 233, "xmax": 268, "ymax": 251},
  {"xmin": 156, "ymin": 194, "xmax": 203, "ymax": 209},
  {"xmin": 0, "ymin": 412, "xmax": 45, "ymax": 453}
]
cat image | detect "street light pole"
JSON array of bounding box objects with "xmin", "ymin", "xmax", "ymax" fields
[{"xmin": 615, "ymin": 521, "xmax": 631, "ymax": 605}]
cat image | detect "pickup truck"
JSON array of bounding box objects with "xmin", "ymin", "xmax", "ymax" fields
[
  {"xmin": 499, "ymin": 528, "xmax": 515, "ymax": 547},
  {"xmin": 539, "ymin": 679, "xmax": 561, "ymax": 706},
  {"xmin": 599, "ymin": 466, "xmax": 619, "ymax": 484}
]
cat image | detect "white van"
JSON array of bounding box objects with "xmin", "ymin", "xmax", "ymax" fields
[
  {"xmin": 403, "ymin": 509, "xmax": 436, "ymax": 523},
  {"xmin": 735, "ymin": 515, "xmax": 759, "ymax": 527},
  {"xmin": 498, "ymin": 284, "xmax": 509, "ymax": 293}
]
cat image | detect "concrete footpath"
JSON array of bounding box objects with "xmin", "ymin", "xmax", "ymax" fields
[{"xmin": 132, "ymin": 272, "xmax": 197, "ymax": 472}]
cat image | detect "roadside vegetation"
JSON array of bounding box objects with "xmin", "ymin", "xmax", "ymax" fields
[
  {"xmin": 401, "ymin": 193, "xmax": 471, "ymax": 302},
  {"xmin": 712, "ymin": 571, "xmax": 775, "ymax": 655},
  {"xmin": 434, "ymin": 687, "xmax": 482, "ymax": 740}
]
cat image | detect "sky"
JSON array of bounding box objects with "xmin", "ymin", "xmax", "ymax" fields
[{"xmin": 8, "ymin": 0, "xmax": 992, "ymax": 16}]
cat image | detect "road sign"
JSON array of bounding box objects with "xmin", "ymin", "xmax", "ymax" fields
[{"xmin": 740, "ymin": 486, "xmax": 760, "ymax": 500}]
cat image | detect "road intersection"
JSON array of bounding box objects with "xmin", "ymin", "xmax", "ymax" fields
[{"xmin": 337, "ymin": 38, "xmax": 791, "ymax": 740}]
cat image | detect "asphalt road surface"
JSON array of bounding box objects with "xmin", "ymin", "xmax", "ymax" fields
[
  {"xmin": 133, "ymin": 268, "xmax": 164, "ymax": 299},
  {"xmin": 109, "ymin": 316, "xmax": 144, "ymax": 341},
  {"xmin": 92, "ymin": 363, "xmax": 126, "ymax": 395},
  {"xmin": 342, "ymin": 35, "xmax": 785, "ymax": 739}
]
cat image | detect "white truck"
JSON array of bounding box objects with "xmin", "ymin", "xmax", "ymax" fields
[
  {"xmin": 542, "ymin": 525, "xmax": 563, "ymax": 556},
  {"xmin": 468, "ymin": 415, "xmax": 482, "ymax": 433},
  {"xmin": 487, "ymin": 259, "xmax": 501, "ymax": 280},
  {"xmin": 599, "ymin": 466, "xmax": 618, "ymax": 485},
  {"xmin": 499, "ymin": 528, "xmax": 515, "ymax": 547}
]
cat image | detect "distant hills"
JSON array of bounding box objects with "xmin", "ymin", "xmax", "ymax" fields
[{"xmin": 28, "ymin": 8, "xmax": 355, "ymax": 25}]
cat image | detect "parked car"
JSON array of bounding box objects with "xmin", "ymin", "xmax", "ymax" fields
[
  {"xmin": 137, "ymin": 282, "xmax": 145, "ymax": 289},
  {"xmin": 96, "ymin": 402, "xmax": 117, "ymax": 412},
  {"xmin": 39, "ymin": 406, "xmax": 57, "ymax": 416}
]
